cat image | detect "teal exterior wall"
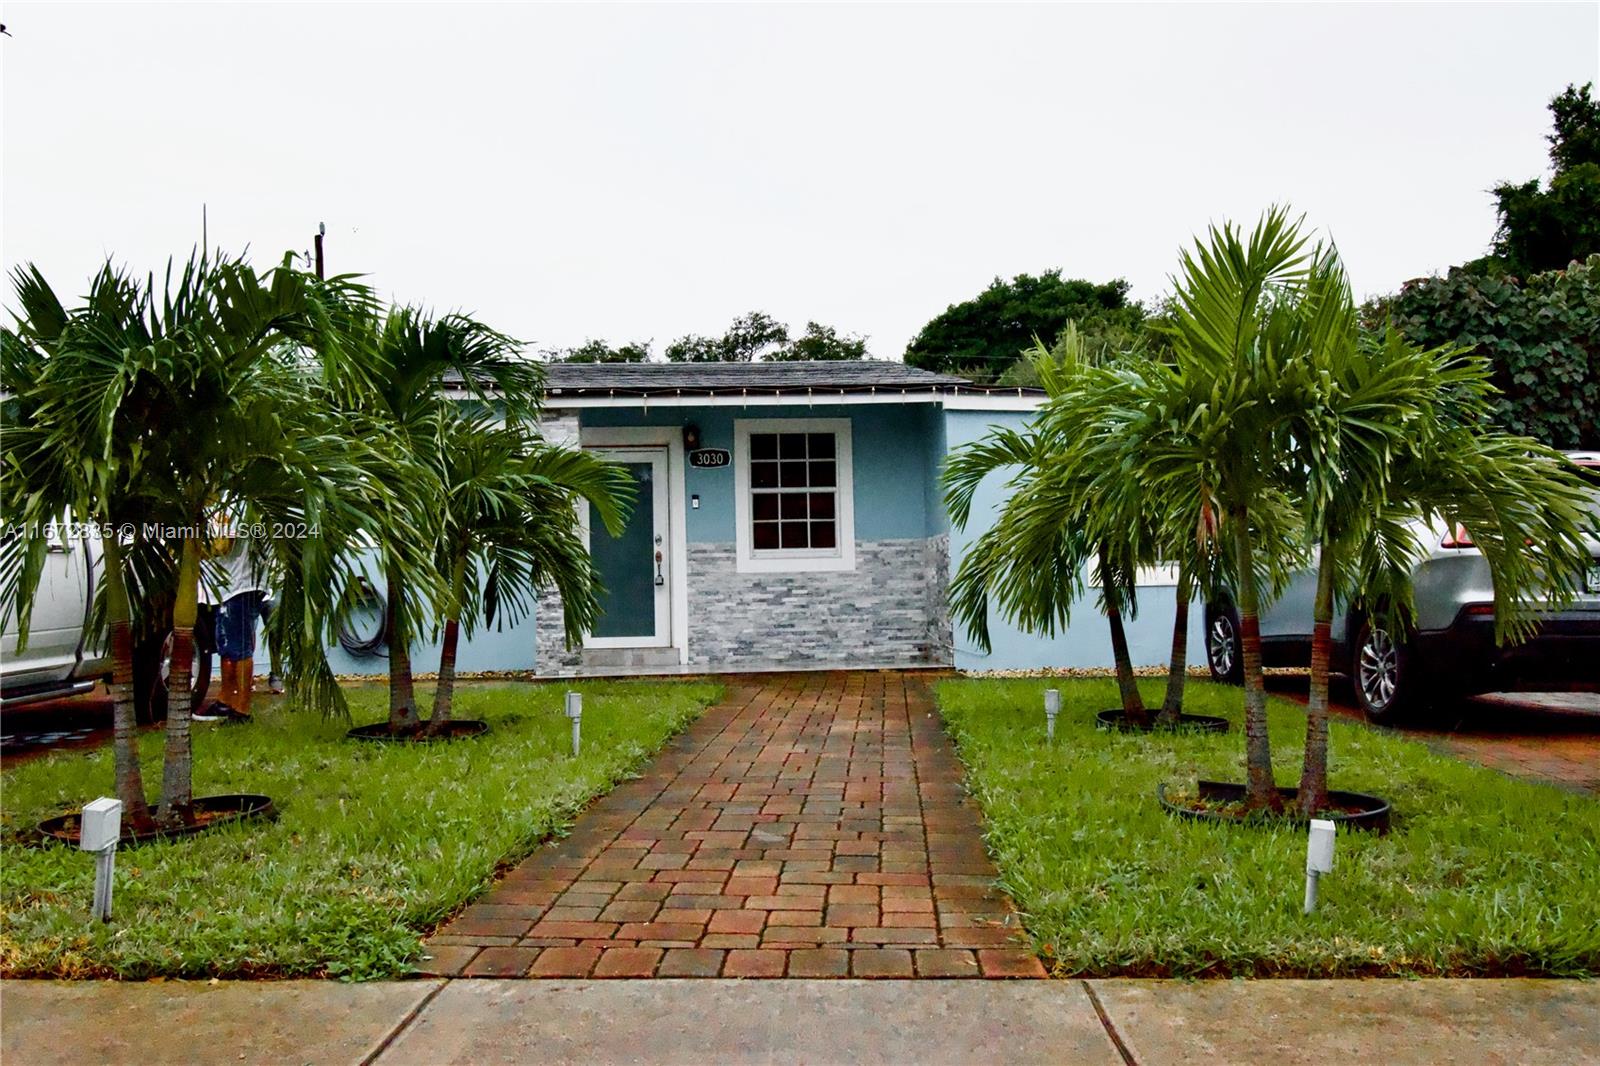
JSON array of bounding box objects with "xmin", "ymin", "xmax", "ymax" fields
[
  {"xmin": 317, "ymin": 553, "xmax": 537, "ymax": 677},
  {"xmin": 580, "ymin": 402, "xmax": 946, "ymax": 542},
  {"xmin": 943, "ymin": 408, "xmax": 1206, "ymax": 672},
  {"xmin": 321, "ymin": 399, "xmax": 949, "ymax": 676}
]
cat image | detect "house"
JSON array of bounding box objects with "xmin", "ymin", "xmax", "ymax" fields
[{"xmin": 325, "ymin": 360, "xmax": 1203, "ymax": 677}]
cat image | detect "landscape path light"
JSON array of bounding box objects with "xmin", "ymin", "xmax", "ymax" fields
[
  {"xmin": 1304, "ymin": 818, "xmax": 1336, "ymax": 914},
  {"xmin": 79, "ymin": 797, "xmax": 122, "ymax": 923},
  {"xmin": 565, "ymin": 691, "xmax": 583, "ymax": 757},
  {"xmin": 1044, "ymin": 688, "xmax": 1061, "ymax": 741}
]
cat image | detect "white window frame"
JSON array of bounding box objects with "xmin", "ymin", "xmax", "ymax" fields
[{"xmin": 734, "ymin": 417, "xmax": 856, "ymax": 574}]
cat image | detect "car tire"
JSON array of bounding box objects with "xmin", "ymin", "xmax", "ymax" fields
[
  {"xmin": 1351, "ymin": 617, "xmax": 1422, "ymax": 725},
  {"xmin": 1205, "ymin": 603, "xmax": 1245, "ymax": 685}
]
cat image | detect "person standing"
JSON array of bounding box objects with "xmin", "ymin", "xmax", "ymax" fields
[{"xmin": 194, "ymin": 523, "xmax": 266, "ymax": 724}]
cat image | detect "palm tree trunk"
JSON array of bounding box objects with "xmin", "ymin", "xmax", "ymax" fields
[
  {"xmin": 386, "ymin": 561, "xmax": 421, "ymax": 733},
  {"xmin": 1231, "ymin": 506, "xmax": 1278, "ymax": 811},
  {"xmin": 100, "ymin": 535, "xmax": 156, "ymax": 834},
  {"xmin": 1158, "ymin": 562, "xmax": 1191, "ymax": 726},
  {"xmin": 1100, "ymin": 547, "xmax": 1149, "ymax": 727},
  {"xmin": 426, "ymin": 555, "xmax": 468, "ymax": 737},
  {"xmin": 157, "ymin": 534, "xmax": 201, "ymax": 829},
  {"xmin": 1298, "ymin": 547, "xmax": 1337, "ymax": 817}
]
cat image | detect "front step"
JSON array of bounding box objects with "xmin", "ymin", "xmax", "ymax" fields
[{"xmin": 579, "ymin": 647, "xmax": 682, "ymax": 671}]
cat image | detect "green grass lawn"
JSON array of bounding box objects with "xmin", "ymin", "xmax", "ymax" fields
[
  {"xmin": 938, "ymin": 677, "xmax": 1600, "ymax": 978},
  {"xmin": 0, "ymin": 679, "xmax": 720, "ymax": 979}
]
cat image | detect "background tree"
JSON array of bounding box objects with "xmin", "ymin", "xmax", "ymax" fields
[
  {"xmin": 904, "ymin": 271, "xmax": 1143, "ymax": 382},
  {"xmin": 666, "ymin": 311, "xmax": 789, "ymax": 362},
  {"xmin": 552, "ymin": 339, "xmax": 651, "ymax": 363},
  {"xmin": 664, "ymin": 311, "xmax": 869, "ymax": 362},
  {"xmin": 1488, "ymin": 82, "xmax": 1600, "ymax": 276},
  {"xmin": 1363, "ymin": 85, "xmax": 1600, "ymax": 450},
  {"xmin": 1372, "ymin": 256, "xmax": 1598, "ymax": 449},
  {"xmin": 770, "ymin": 321, "xmax": 868, "ymax": 361}
]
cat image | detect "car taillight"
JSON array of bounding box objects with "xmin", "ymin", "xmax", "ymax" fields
[
  {"xmin": 1462, "ymin": 602, "xmax": 1494, "ymax": 618},
  {"xmin": 1442, "ymin": 523, "xmax": 1474, "ymax": 548}
]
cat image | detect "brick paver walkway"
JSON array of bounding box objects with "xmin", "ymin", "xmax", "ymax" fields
[{"xmin": 421, "ymin": 671, "xmax": 1043, "ymax": 979}]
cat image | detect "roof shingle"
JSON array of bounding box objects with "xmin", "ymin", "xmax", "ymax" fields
[{"xmin": 478, "ymin": 359, "xmax": 970, "ymax": 396}]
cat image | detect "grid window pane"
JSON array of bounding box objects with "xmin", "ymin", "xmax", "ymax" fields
[
  {"xmin": 779, "ymin": 461, "xmax": 809, "ymax": 488},
  {"xmin": 747, "ymin": 430, "xmax": 842, "ymax": 555}
]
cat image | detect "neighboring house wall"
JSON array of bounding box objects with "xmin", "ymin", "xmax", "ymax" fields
[{"xmin": 943, "ymin": 408, "xmax": 1207, "ymax": 672}]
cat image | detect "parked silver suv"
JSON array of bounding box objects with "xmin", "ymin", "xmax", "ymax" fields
[
  {"xmin": 0, "ymin": 525, "xmax": 106, "ymax": 706},
  {"xmin": 1204, "ymin": 453, "xmax": 1600, "ymax": 722}
]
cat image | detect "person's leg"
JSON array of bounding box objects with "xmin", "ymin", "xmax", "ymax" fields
[
  {"xmin": 218, "ymin": 656, "xmax": 239, "ymax": 709},
  {"xmin": 236, "ymin": 658, "xmax": 255, "ymax": 716},
  {"xmin": 202, "ymin": 593, "xmax": 256, "ymax": 722}
]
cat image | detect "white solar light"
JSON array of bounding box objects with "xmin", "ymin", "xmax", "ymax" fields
[
  {"xmin": 565, "ymin": 691, "xmax": 583, "ymax": 757},
  {"xmin": 79, "ymin": 797, "xmax": 122, "ymax": 922},
  {"xmin": 1044, "ymin": 688, "xmax": 1061, "ymax": 741},
  {"xmin": 1304, "ymin": 818, "xmax": 1336, "ymax": 914}
]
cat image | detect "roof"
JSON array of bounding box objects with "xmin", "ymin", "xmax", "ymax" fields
[
  {"xmin": 439, "ymin": 359, "xmax": 1043, "ymax": 410},
  {"xmin": 534, "ymin": 360, "xmax": 970, "ymax": 397}
]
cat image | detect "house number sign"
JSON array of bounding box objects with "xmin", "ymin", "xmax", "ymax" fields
[{"xmin": 689, "ymin": 448, "xmax": 731, "ymax": 469}]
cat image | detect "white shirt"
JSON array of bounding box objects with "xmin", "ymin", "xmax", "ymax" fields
[{"xmin": 200, "ymin": 535, "xmax": 266, "ymax": 605}]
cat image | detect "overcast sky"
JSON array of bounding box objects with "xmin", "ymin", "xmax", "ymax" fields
[{"xmin": 4, "ymin": 3, "xmax": 1596, "ymax": 359}]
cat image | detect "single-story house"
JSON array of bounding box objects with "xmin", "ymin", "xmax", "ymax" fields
[{"xmin": 324, "ymin": 361, "xmax": 1204, "ymax": 677}]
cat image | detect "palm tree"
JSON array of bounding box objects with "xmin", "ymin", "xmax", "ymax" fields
[
  {"xmin": 1285, "ymin": 265, "xmax": 1600, "ymax": 812},
  {"xmin": 944, "ymin": 326, "xmax": 1197, "ymax": 728},
  {"xmin": 419, "ymin": 411, "xmax": 631, "ymax": 736},
  {"xmin": 339, "ymin": 307, "xmax": 543, "ymax": 734},
  {"xmin": 3, "ymin": 265, "xmax": 165, "ymax": 832},
  {"xmin": 3, "ymin": 251, "xmax": 424, "ymax": 830},
  {"xmin": 1119, "ymin": 208, "xmax": 1319, "ymax": 809}
]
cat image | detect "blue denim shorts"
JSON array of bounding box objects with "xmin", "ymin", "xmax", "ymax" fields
[{"xmin": 215, "ymin": 592, "xmax": 264, "ymax": 660}]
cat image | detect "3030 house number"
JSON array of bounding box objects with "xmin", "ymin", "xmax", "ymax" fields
[{"xmin": 689, "ymin": 449, "xmax": 731, "ymax": 468}]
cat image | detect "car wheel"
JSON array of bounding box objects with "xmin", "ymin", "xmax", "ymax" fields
[
  {"xmin": 1206, "ymin": 605, "xmax": 1244, "ymax": 685},
  {"xmin": 1352, "ymin": 617, "xmax": 1420, "ymax": 724}
]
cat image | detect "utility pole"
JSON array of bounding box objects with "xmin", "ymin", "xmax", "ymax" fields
[{"xmin": 313, "ymin": 222, "xmax": 326, "ymax": 280}]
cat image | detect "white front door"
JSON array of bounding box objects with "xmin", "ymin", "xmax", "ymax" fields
[{"xmin": 583, "ymin": 447, "xmax": 671, "ymax": 648}]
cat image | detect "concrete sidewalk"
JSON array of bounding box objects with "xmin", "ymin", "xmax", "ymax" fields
[{"xmin": 4, "ymin": 977, "xmax": 1597, "ymax": 1065}]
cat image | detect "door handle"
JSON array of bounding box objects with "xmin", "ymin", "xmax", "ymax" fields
[{"xmin": 654, "ymin": 549, "xmax": 665, "ymax": 587}]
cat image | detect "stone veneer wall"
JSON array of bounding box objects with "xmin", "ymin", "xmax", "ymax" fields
[
  {"xmin": 535, "ymin": 410, "xmax": 584, "ymax": 674},
  {"xmin": 684, "ymin": 535, "xmax": 951, "ymax": 668},
  {"xmin": 924, "ymin": 533, "xmax": 954, "ymax": 664}
]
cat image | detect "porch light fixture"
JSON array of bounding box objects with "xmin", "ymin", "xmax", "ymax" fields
[
  {"xmin": 79, "ymin": 797, "xmax": 122, "ymax": 922},
  {"xmin": 565, "ymin": 691, "xmax": 583, "ymax": 757},
  {"xmin": 1044, "ymin": 688, "xmax": 1061, "ymax": 741},
  {"xmin": 683, "ymin": 423, "xmax": 702, "ymax": 450}
]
